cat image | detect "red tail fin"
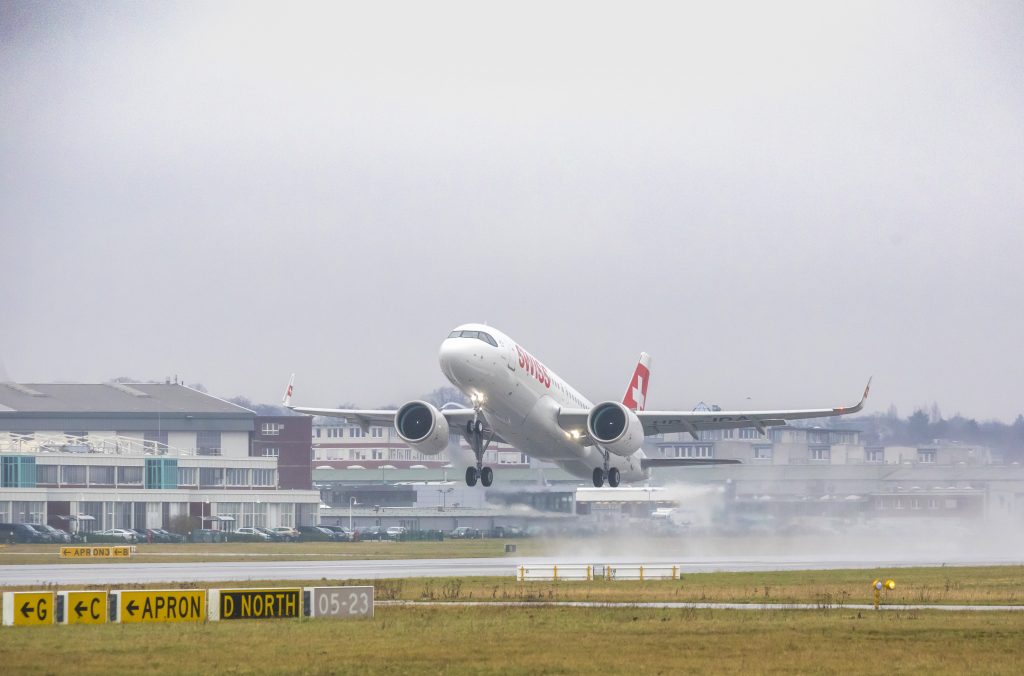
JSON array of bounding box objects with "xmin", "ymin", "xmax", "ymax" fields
[{"xmin": 622, "ymin": 353, "xmax": 651, "ymax": 411}]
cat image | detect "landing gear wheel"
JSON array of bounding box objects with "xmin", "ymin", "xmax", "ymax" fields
[
  {"xmin": 592, "ymin": 467, "xmax": 605, "ymax": 487},
  {"xmin": 607, "ymin": 467, "xmax": 621, "ymax": 488},
  {"xmin": 480, "ymin": 466, "xmax": 493, "ymax": 487},
  {"xmin": 467, "ymin": 420, "xmax": 475, "ymax": 434},
  {"xmin": 465, "ymin": 466, "xmax": 479, "ymax": 487},
  {"xmin": 474, "ymin": 420, "xmax": 485, "ymax": 434}
]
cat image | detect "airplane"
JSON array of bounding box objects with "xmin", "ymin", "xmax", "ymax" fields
[{"xmin": 284, "ymin": 323, "xmax": 871, "ymax": 488}]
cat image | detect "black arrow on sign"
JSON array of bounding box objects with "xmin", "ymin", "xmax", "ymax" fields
[
  {"xmin": 126, "ymin": 600, "xmax": 139, "ymax": 616},
  {"xmin": 75, "ymin": 600, "xmax": 88, "ymax": 618},
  {"xmin": 20, "ymin": 601, "xmax": 32, "ymax": 618}
]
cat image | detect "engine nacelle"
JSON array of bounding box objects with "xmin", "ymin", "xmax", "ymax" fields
[
  {"xmin": 395, "ymin": 400, "xmax": 450, "ymax": 455},
  {"xmin": 587, "ymin": 401, "xmax": 645, "ymax": 457}
]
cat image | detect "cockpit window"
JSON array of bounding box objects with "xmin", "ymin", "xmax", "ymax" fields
[{"xmin": 447, "ymin": 330, "xmax": 498, "ymax": 347}]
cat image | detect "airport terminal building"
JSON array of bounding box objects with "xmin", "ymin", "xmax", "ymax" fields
[{"xmin": 0, "ymin": 382, "xmax": 320, "ymax": 533}]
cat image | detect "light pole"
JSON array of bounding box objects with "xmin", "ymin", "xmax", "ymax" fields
[
  {"xmin": 349, "ymin": 497, "xmax": 358, "ymax": 532},
  {"xmin": 437, "ymin": 487, "xmax": 454, "ymax": 511}
]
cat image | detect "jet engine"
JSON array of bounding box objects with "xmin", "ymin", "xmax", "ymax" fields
[
  {"xmin": 395, "ymin": 400, "xmax": 451, "ymax": 455},
  {"xmin": 587, "ymin": 401, "xmax": 644, "ymax": 457}
]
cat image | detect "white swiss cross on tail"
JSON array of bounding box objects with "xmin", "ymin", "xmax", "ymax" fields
[{"xmin": 622, "ymin": 352, "xmax": 652, "ymax": 412}]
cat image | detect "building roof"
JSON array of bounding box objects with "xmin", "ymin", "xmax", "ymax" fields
[{"xmin": 0, "ymin": 382, "xmax": 254, "ymax": 416}]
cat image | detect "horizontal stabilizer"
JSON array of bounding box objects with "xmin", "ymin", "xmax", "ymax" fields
[{"xmin": 641, "ymin": 458, "xmax": 741, "ymax": 469}]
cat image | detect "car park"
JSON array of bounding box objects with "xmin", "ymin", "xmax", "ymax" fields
[
  {"xmin": 0, "ymin": 523, "xmax": 48, "ymax": 544},
  {"xmin": 448, "ymin": 526, "xmax": 482, "ymax": 539}
]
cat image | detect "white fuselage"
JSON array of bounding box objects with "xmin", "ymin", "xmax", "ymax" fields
[{"xmin": 438, "ymin": 324, "xmax": 648, "ymax": 483}]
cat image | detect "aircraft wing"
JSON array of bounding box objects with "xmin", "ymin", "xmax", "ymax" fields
[
  {"xmin": 637, "ymin": 378, "xmax": 871, "ymax": 438},
  {"xmin": 558, "ymin": 379, "xmax": 871, "ymax": 440},
  {"xmin": 281, "ymin": 375, "xmax": 478, "ymax": 431}
]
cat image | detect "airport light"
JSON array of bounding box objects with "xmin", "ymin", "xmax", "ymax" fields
[{"xmin": 872, "ymin": 578, "xmax": 896, "ymax": 609}]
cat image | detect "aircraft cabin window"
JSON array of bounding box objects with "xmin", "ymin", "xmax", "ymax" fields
[
  {"xmin": 461, "ymin": 330, "xmax": 479, "ymax": 339},
  {"xmin": 448, "ymin": 331, "xmax": 461, "ymax": 338},
  {"xmin": 479, "ymin": 332, "xmax": 498, "ymax": 347}
]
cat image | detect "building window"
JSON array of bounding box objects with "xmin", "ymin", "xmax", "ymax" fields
[
  {"xmin": 177, "ymin": 467, "xmax": 197, "ymax": 487},
  {"xmin": 197, "ymin": 431, "xmax": 221, "ymax": 456},
  {"xmin": 261, "ymin": 422, "xmax": 281, "ymax": 436},
  {"xmin": 145, "ymin": 458, "xmax": 178, "ymax": 489},
  {"xmin": 372, "ymin": 449, "xmax": 384, "ymax": 460},
  {"xmin": 1, "ymin": 456, "xmax": 37, "ymax": 488},
  {"xmin": 13, "ymin": 501, "xmax": 45, "ymax": 524},
  {"xmin": 144, "ymin": 431, "xmax": 169, "ymax": 451},
  {"xmin": 218, "ymin": 502, "xmax": 241, "ymax": 529},
  {"xmin": 263, "ymin": 447, "xmax": 280, "ymax": 457},
  {"xmin": 810, "ymin": 447, "xmax": 831, "ymax": 461},
  {"xmin": 674, "ymin": 445, "xmax": 713, "ymax": 459},
  {"xmin": 349, "ymin": 427, "xmax": 364, "ymax": 438},
  {"xmin": 252, "ymin": 469, "xmax": 275, "ymax": 486},
  {"xmin": 89, "ymin": 466, "xmax": 115, "ymax": 485},
  {"xmin": 866, "ymin": 448, "xmax": 884, "ymax": 463},
  {"xmin": 278, "ymin": 503, "xmax": 295, "ymax": 528},
  {"xmin": 36, "ymin": 464, "xmax": 58, "ymax": 485},
  {"xmin": 371, "ymin": 427, "xmax": 384, "ymax": 438},
  {"xmin": 61, "ymin": 465, "xmax": 87, "ymax": 484},
  {"xmin": 739, "ymin": 428, "xmax": 761, "ymax": 440},
  {"xmin": 315, "ymin": 428, "xmax": 321, "ymax": 438},
  {"xmin": 226, "ymin": 468, "xmax": 248, "ymax": 486},
  {"xmin": 199, "ymin": 468, "xmax": 225, "ymax": 487},
  {"xmin": 918, "ymin": 449, "xmax": 936, "ymax": 464},
  {"xmin": 753, "ymin": 446, "xmax": 773, "ymax": 460},
  {"xmin": 118, "ymin": 466, "xmax": 144, "ymax": 485}
]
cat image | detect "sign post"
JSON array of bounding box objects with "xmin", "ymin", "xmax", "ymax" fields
[
  {"xmin": 59, "ymin": 591, "xmax": 108, "ymax": 625},
  {"xmin": 114, "ymin": 589, "xmax": 206, "ymax": 624},
  {"xmin": 305, "ymin": 586, "xmax": 374, "ymax": 619},
  {"xmin": 210, "ymin": 588, "xmax": 303, "ymax": 621},
  {"xmin": 2, "ymin": 591, "xmax": 55, "ymax": 627}
]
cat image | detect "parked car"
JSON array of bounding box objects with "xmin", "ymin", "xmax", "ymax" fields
[
  {"xmin": 385, "ymin": 526, "xmax": 407, "ymax": 540},
  {"xmin": 271, "ymin": 527, "xmax": 299, "ymax": 542},
  {"xmin": 353, "ymin": 526, "xmax": 387, "ymax": 541},
  {"xmin": 0, "ymin": 523, "xmax": 48, "ymax": 544},
  {"xmin": 94, "ymin": 528, "xmax": 138, "ymax": 543},
  {"xmin": 144, "ymin": 528, "xmax": 184, "ymax": 543},
  {"xmin": 255, "ymin": 527, "xmax": 287, "ymax": 542},
  {"xmin": 29, "ymin": 524, "xmax": 71, "ymax": 543},
  {"xmin": 449, "ymin": 526, "xmax": 482, "ymax": 539},
  {"xmin": 230, "ymin": 527, "xmax": 271, "ymax": 542},
  {"xmin": 318, "ymin": 525, "xmax": 353, "ymax": 541},
  {"xmin": 190, "ymin": 528, "xmax": 226, "ymax": 543},
  {"xmin": 297, "ymin": 525, "xmax": 334, "ymax": 542}
]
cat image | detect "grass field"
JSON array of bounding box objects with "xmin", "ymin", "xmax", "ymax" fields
[
  {"xmin": 2, "ymin": 565, "xmax": 1022, "ymax": 607},
  {"xmin": 1, "ymin": 605, "xmax": 1022, "ymax": 674},
  {"xmin": 0, "ymin": 539, "xmax": 537, "ymax": 565}
]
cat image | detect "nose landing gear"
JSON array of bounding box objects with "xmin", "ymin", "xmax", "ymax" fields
[{"xmin": 465, "ymin": 418, "xmax": 494, "ymax": 487}]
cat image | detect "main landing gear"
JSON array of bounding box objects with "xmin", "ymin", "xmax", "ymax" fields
[
  {"xmin": 592, "ymin": 447, "xmax": 620, "ymax": 487},
  {"xmin": 465, "ymin": 419, "xmax": 494, "ymax": 487}
]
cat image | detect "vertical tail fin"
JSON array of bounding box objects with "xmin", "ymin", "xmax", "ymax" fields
[
  {"xmin": 622, "ymin": 353, "xmax": 651, "ymax": 411},
  {"xmin": 282, "ymin": 374, "xmax": 295, "ymax": 407}
]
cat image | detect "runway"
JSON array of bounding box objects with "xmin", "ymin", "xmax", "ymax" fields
[{"xmin": 2, "ymin": 554, "xmax": 1020, "ymax": 587}]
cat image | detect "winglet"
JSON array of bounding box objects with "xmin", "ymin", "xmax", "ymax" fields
[
  {"xmin": 833, "ymin": 377, "xmax": 872, "ymax": 415},
  {"xmin": 282, "ymin": 374, "xmax": 295, "ymax": 408}
]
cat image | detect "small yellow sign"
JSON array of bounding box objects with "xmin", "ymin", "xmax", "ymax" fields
[
  {"xmin": 116, "ymin": 590, "xmax": 206, "ymax": 624},
  {"xmin": 60, "ymin": 546, "xmax": 136, "ymax": 558},
  {"xmin": 63, "ymin": 591, "xmax": 108, "ymax": 625},
  {"xmin": 2, "ymin": 591, "xmax": 55, "ymax": 626},
  {"xmin": 216, "ymin": 588, "xmax": 302, "ymax": 621}
]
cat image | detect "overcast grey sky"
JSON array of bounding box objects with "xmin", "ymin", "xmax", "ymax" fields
[{"xmin": 2, "ymin": 1, "xmax": 1022, "ymax": 420}]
